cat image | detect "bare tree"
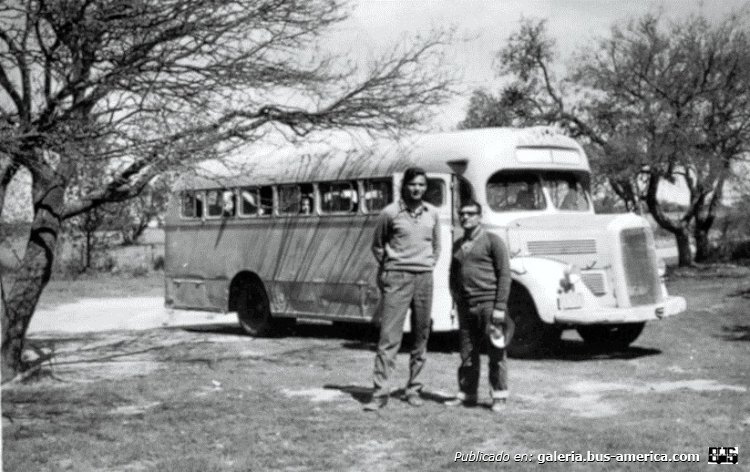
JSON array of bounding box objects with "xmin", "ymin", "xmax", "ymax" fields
[
  {"xmin": 0, "ymin": 0, "xmax": 457, "ymax": 378},
  {"xmin": 463, "ymin": 13, "xmax": 750, "ymax": 266}
]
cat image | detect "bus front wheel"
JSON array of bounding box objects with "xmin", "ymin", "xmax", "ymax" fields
[
  {"xmin": 237, "ymin": 282, "xmax": 273, "ymax": 336},
  {"xmin": 576, "ymin": 322, "xmax": 645, "ymax": 350},
  {"xmin": 507, "ymin": 284, "xmax": 560, "ymax": 358}
]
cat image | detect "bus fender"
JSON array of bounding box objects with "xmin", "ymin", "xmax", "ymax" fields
[{"xmin": 509, "ymin": 257, "xmax": 594, "ymax": 324}]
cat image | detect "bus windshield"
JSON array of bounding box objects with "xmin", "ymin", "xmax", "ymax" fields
[
  {"xmin": 486, "ymin": 171, "xmax": 545, "ymax": 211},
  {"xmin": 540, "ymin": 171, "xmax": 590, "ymax": 211},
  {"xmin": 486, "ymin": 170, "xmax": 590, "ymax": 212}
]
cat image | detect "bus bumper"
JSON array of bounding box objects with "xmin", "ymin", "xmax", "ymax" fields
[{"xmin": 553, "ymin": 295, "xmax": 686, "ymax": 325}]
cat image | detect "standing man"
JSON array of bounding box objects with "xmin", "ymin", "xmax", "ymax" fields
[
  {"xmin": 446, "ymin": 200, "xmax": 513, "ymax": 412},
  {"xmin": 364, "ymin": 167, "xmax": 441, "ymax": 411}
]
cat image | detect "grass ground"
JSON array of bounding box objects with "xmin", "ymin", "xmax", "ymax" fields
[{"xmin": 3, "ymin": 270, "xmax": 749, "ymax": 471}]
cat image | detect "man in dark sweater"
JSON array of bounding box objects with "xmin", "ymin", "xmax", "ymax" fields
[
  {"xmin": 363, "ymin": 167, "xmax": 441, "ymax": 411},
  {"xmin": 446, "ymin": 200, "xmax": 513, "ymax": 412}
]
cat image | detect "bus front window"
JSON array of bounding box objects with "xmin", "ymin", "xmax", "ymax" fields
[
  {"xmin": 486, "ymin": 172, "xmax": 545, "ymax": 211},
  {"xmin": 541, "ymin": 172, "xmax": 590, "ymax": 211}
]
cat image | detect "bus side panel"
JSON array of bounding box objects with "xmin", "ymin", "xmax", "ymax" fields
[
  {"xmin": 166, "ymin": 215, "xmax": 382, "ymax": 319},
  {"xmin": 261, "ymin": 215, "xmax": 380, "ymax": 320}
]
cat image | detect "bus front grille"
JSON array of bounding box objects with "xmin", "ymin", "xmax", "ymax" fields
[
  {"xmin": 581, "ymin": 272, "xmax": 606, "ymax": 296},
  {"xmin": 620, "ymin": 228, "xmax": 662, "ymax": 306},
  {"xmin": 527, "ymin": 239, "xmax": 597, "ymax": 256}
]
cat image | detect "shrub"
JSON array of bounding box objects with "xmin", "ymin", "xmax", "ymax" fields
[
  {"xmin": 731, "ymin": 240, "xmax": 750, "ymax": 261},
  {"xmin": 152, "ymin": 255, "xmax": 165, "ymax": 271},
  {"xmin": 94, "ymin": 254, "xmax": 117, "ymax": 272},
  {"xmin": 131, "ymin": 265, "xmax": 149, "ymax": 277}
]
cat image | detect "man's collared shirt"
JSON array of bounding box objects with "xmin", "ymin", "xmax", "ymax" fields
[{"xmin": 372, "ymin": 199, "xmax": 441, "ymax": 272}]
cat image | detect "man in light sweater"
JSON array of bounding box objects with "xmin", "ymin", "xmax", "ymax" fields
[
  {"xmin": 446, "ymin": 200, "xmax": 513, "ymax": 412},
  {"xmin": 364, "ymin": 167, "xmax": 441, "ymax": 411}
]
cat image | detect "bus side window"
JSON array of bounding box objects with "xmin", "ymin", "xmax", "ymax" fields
[
  {"xmin": 278, "ymin": 185, "xmax": 300, "ymax": 215},
  {"xmin": 181, "ymin": 192, "xmax": 196, "ymax": 218},
  {"xmin": 240, "ymin": 187, "xmax": 259, "ymax": 216},
  {"xmin": 205, "ymin": 189, "xmax": 236, "ymax": 218},
  {"xmin": 259, "ymin": 186, "xmax": 273, "ymax": 215},
  {"xmin": 424, "ymin": 178, "xmax": 445, "ymax": 207},
  {"xmin": 182, "ymin": 191, "xmax": 205, "ymax": 218},
  {"xmin": 320, "ymin": 181, "xmax": 358, "ymax": 214},
  {"xmin": 206, "ymin": 190, "xmax": 224, "ymax": 218},
  {"xmin": 279, "ymin": 184, "xmax": 313, "ymax": 215},
  {"xmin": 363, "ymin": 178, "xmax": 392, "ymax": 213},
  {"xmin": 195, "ymin": 193, "xmax": 203, "ymax": 218}
]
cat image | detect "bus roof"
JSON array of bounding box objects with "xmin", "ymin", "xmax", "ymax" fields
[{"xmin": 175, "ymin": 127, "xmax": 590, "ymax": 190}]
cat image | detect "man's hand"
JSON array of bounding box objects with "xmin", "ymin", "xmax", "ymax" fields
[{"xmin": 491, "ymin": 309, "xmax": 505, "ymax": 325}]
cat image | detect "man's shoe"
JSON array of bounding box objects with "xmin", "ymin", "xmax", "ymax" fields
[
  {"xmin": 404, "ymin": 394, "xmax": 424, "ymax": 407},
  {"xmin": 444, "ymin": 395, "xmax": 478, "ymax": 407},
  {"xmin": 363, "ymin": 396, "xmax": 388, "ymax": 411},
  {"xmin": 491, "ymin": 398, "xmax": 507, "ymax": 413}
]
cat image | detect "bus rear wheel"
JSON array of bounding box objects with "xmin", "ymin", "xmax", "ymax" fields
[
  {"xmin": 507, "ymin": 284, "xmax": 560, "ymax": 358},
  {"xmin": 576, "ymin": 322, "xmax": 645, "ymax": 350},
  {"xmin": 237, "ymin": 282, "xmax": 273, "ymax": 336}
]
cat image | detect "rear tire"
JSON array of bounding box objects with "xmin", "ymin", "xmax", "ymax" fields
[
  {"xmin": 577, "ymin": 322, "xmax": 645, "ymax": 350},
  {"xmin": 237, "ymin": 281, "xmax": 273, "ymax": 336},
  {"xmin": 507, "ymin": 284, "xmax": 560, "ymax": 358}
]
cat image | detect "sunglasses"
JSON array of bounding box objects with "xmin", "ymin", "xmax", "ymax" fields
[{"xmin": 459, "ymin": 211, "xmax": 479, "ymax": 216}]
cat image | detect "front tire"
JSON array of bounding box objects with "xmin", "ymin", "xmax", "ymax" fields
[
  {"xmin": 507, "ymin": 284, "xmax": 560, "ymax": 357},
  {"xmin": 577, "ymin": 322, "xmax": 645, "ymax": 350},
  {"xmin": 237, "ymin": 281, "xmax": 273, "ymax": 336}
]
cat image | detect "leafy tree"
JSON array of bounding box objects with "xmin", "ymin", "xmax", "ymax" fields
[
  {"xmin": 116, "ymin": 176, "xmax": 171, "ymax": 245},
  {"xmin": 464, "ymin": 13, "xmax": 750, "ymax": 266},
  {"xmin": 0, "ymin": 0, "xmax": 457, "ymax": 378}
]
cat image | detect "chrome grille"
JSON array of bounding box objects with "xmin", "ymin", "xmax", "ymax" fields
[
  {"xmin": 620, "ymin": 228, "xmax": 661, "ymax": 306},
  {"xmin": 581, "ymin": 272, "xmax": 606, "ymax": 296},
  {"xmin": 527, "ymin": 239, "xmax": 597, "ymax": 255}
]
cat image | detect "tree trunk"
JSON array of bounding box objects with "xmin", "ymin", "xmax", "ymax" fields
[
  {"xmin": 693, "ymin": 225, "xmax": 712, "ymax": 263},
  {"xmin": 644, "ymin": 173, "xmax": 694, "ymax": 267},
  {"xmin": 674, "ymin": 227, "xmax": 693, "ymax": 267},
  {"xmin": 85, "ymin": 230, "xmax": 92, "ymax": 270},
  {"xmin": 1, "ymin": 180, "xmax": 65, "ymax": 380}
]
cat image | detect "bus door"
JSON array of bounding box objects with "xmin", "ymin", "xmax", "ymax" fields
[{"xmin": 451, "ymin": 174, "xmax": 476, "ymax": 232}]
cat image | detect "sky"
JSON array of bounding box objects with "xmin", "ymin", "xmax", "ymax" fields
[{"xmin": 336, "ymin": 0, "xmax": 750, "ymax": 130}]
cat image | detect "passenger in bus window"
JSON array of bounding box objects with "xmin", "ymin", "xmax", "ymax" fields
[
  {"xmin": 514, "ymin": 188, "xmax": 535, "ymax": 210},
  {"xmin": 445, "ymin": 200, "xmax": 513, "ymax": 413},
  {"xmin": 300, "ymin": 196, "xmax": 312, "ymax": 215},
  {"xmin": 222, "ymin": 190, "xmax": 236, "ymax": 217},
  {"xmin": 364, "ymin": 167, "xmax": 441, "ymax": 411},
  {"xmin": 560, "ymin": 184, "xmax": 581, "ymax": 210}
]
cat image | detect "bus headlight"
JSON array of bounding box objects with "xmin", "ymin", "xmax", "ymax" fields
[
  {"xmin": 657, "ymin": 258, "xmax": 667, "ymax": 278},
  {"xmin": 560, "ymin": 265, "xmax": 581, "ymax": 292}
]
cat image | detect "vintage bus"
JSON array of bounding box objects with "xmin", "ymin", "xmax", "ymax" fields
[{"xmin": 164, "ymin": 127, "xmax": 686, "ymax": 356}]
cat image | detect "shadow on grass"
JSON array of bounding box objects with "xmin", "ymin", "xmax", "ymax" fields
[
  {"xmin": 717, "ymin": 324, "xmax": 750, "ymax": 342},
  {"xmin": 521, "ymin": 339, "xmax": 662, "ymax": 361},
  {"xmin": 180, "ymin": 322, "xmax": 459, "ymax": 352},
  {"xmin": 322, "ymin": 384, "xmax": 454, "ymax": 406},
  {"xmin": 178, "ymin": 323, "xmax": 660, "ymax": 360}
]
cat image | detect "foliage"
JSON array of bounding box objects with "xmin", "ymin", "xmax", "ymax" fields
[{"xmin": 463, "ymin": 12, "xmax": 750, "ymax": 266}]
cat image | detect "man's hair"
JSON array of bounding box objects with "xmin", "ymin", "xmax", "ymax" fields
[
  {"xmin": 403, "ymin": 166, "xmax": 427, "ymax": 183},
  {"xmin": 460, "ymin": 200, "xmax": 482, "ymax": 215}
]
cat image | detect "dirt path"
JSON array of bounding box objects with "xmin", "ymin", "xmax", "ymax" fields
[{"xmin": 28, "ymin": 297, "xmax": 238, "ymax": 334}]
